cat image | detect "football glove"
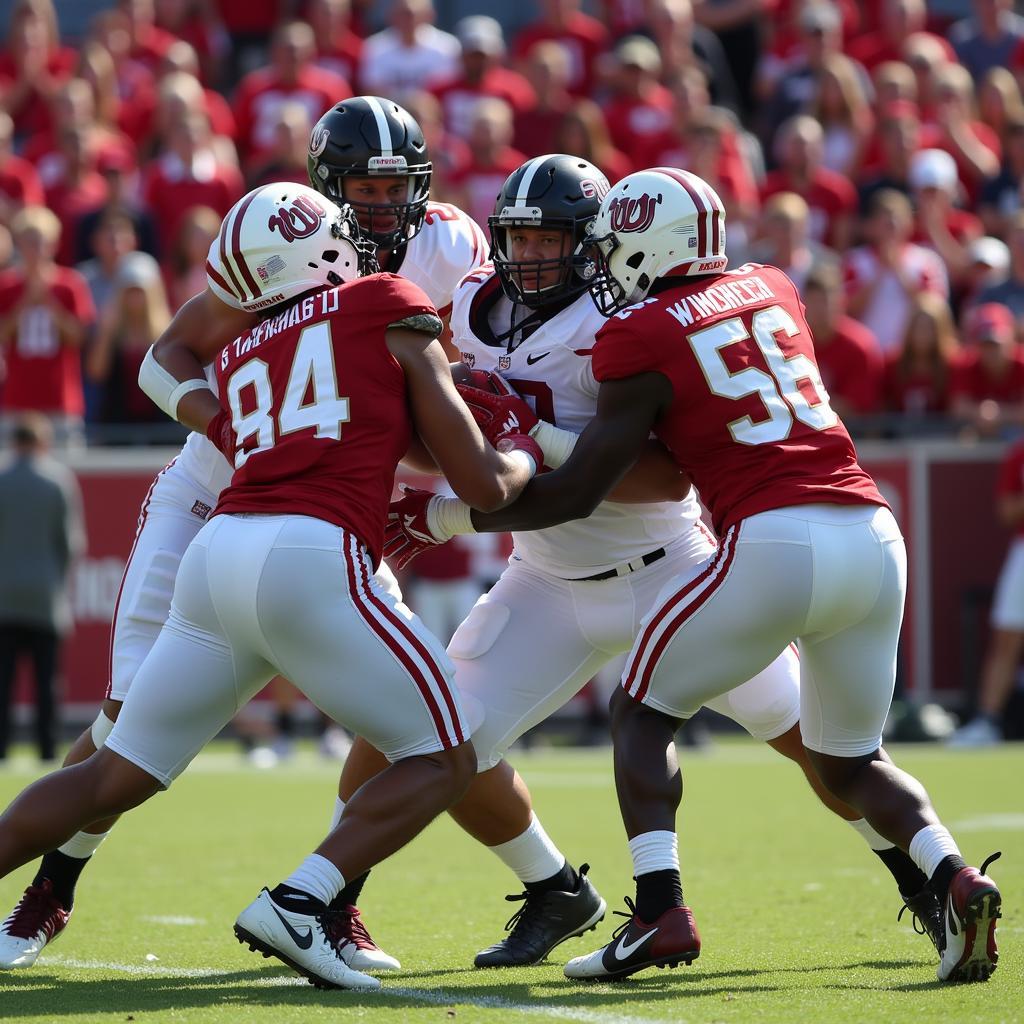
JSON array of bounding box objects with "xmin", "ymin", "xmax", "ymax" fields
[
  {"xmin": 456, "ymin": 379, "xmax": 539, "ymax": 447},
  {"xmin": 384, "ymin": 487, "xmax": 459, "ymax": 569}
]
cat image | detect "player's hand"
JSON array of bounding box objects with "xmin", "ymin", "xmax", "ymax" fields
[
  {"xmin": 384, "ymin": 486, "xmax": 448, "ymax": 569},
  {"xmin": 497, "ymin": 433, "xmax": 544, "ymax": 476},
  {"xmin": 205, "ymin": 408, "xmax": 237, "ymax": 462},
  {"xmin": 456, "ymin": 379, "xmax": 539, "ymax": 447}
]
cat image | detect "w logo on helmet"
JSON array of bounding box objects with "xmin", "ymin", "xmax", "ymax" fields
[
  {"xmin": 268, "ymin": 196, "xmax": 327, "ymax": 243},
  {"xmin": 609, "ymin": 193, "xmax": 662, "ymax": 234}
]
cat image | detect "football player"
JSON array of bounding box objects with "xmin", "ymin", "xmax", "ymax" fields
[
  {"xmin": 394, "ymin": 167, "xmax": 1003, "ymax": 984},
  {"xmin": 0, "ymin": 182, "xmax": 540, "ymax": 991},
  {"xmin": 0, "ymin": 97, "xmax": 485, "ymax": 972},
  {"xmin": 358, "ymin": 155, "xmax": 952, "ymax": 968}
]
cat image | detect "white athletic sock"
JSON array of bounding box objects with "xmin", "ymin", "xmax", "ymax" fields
[
  {"xmin": 908, "ymin": 824, "xmax": 963, "ymax": 879},
  {"xmin": 847, "ymin": 818, "xmax": 895, "ymax": 852},
  {"xmin": 329, "ymin": 797, "xmax": 345, "ymax": 832},
  {"xmin": 489, "ymin": 813, "xmax": 566, "ymax": 884},
  {"xmin": 58, "ymin": 829, "xmax": 110, "ymax": 860},
  {"xmin": 281, "ymin": 854, "xmax": 345, "ymax": 906},
  {"xmin": 628, "ymin": 831, "xmax": 679, "ymax": 877}
]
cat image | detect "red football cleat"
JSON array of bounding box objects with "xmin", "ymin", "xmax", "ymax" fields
[
  {"xmin": 564, "ymin": 897, "xmax": 700, "ymax": 980},
  {"xmin": 937, "ymin": 853, "xmax": 1001, "ymax": 983}
]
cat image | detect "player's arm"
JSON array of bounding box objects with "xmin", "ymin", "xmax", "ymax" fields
[
  {"xmin": 470, "ymin": 372, "xmax": 672, "ymax": 532},
  {"xmin": 387, "ymin": 327, "xmax": 536, "ymax": 512},
  {"xmin": 138, "ymin": 286, "xmax": 257, "ymax": 433}
]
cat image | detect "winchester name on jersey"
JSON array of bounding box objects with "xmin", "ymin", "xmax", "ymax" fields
[
  {"xmin": 451, "ymin": 264, "xmax": 701, "ymax": 578},
  {"xmin": 592, "ymin": 262, "xmax": 886, "ymax": 535},
  {"xmin": 213, "ymin": 273, "xmax": 437, "ymax": 563}
]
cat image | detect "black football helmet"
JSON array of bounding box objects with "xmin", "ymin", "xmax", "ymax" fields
[
  {"xmin": 489, "ymin": 154, "xmax": 610, "ymax": 309},
  {"xmin": 307, "ymin": 96, "xmax": 432, "ymax": 251}
]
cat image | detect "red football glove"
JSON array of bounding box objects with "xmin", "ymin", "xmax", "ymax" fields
[
  {"xmin": 456, "ymin": 380, "xmax": 539, "ymax": 447},
  {"xmin": 497, "ymin": 433, "xmax": 544, "ymax": 475},
  {"xmin": 383, "ymin": 486, "xmax": 448, "ymax": 569},
  {"xmin": 205, "ymin": 408, "xmax": 237, "ymax": 463}
]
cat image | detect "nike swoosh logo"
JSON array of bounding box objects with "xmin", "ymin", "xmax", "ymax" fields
[
  {"xmin": 270, "ymin": 904, "xmax": 314, "ymax": 950},
  {"xmin": 613, "ymin": 926, "xmax": 658, "ymax": 961},
  {"xmin": 526, "ymin": 352, "xmax": 550, "ymax": 365},
  {"xmin": 947, "ymin": 894, "xmax": 958, "ymax": 937}
]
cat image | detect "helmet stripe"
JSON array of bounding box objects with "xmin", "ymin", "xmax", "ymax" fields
[
  {"xmin": 230, "ymin": 187, "xmax": 264, "ymax": 302},
  {"xmin": 513, "ymin": 156, "xmax": 548, "ymax": 207},
  {"xmin": 204, "ymin": 258, "xmax": 231, "ymax": 297},
  {"xmin": 218, "ymin": 199, "xmax": 248, "ymax": 303},
  {"xmin": 651, "ymin": 166, "xmax": 709, "ymax": 257},
  {"xmin": 364, "ymin": 96, "xmax": 394, "ymax": 157},
  {"xmin": 696, "ymin": 178, "xmax": 722, "ymax": 254}
]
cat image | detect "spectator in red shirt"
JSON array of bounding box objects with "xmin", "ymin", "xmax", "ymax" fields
[
  {"xmin": 163, "ymin": 204, "xmax": 220, "ymax": 312},
  {"xmin": 859, "ymin": 101, "xmax": 921, "ymax": 209},
  {"xmin": 0, "ymin": 112, "xmax": 43, "ymax": 222},
  {"xmin": 845, "ymin": 188, "xmax": 949, "ymax": 353},
  {"xmin": 141, "ymin": 110, "xmax": 244, "ymax": 252},
  {"xmin": 553, "ymin": 99, "xmax": 633, "ymax": 184},
  {"xmin": 86, "ymin": 8, "xmax": 157, "ymax": 122},
  {"xmin": 909, "ymin": 148, "xmax": 984, "ymax": 291},
  {"xmin": 448, "ymin": 97, "xmax": 526, "ymax": 230},
  {"xmin": 401, "ymin": 90, "xmax": 470, "ymax": 204},
  {"xmin": 513, "ymin": 41, "xmax": 574, "ymax": 159},
  {"xmin": 120, "ymin": 45, "xmax": 237, "ymax": 159},
  {"xmin": 747, "ymin": 191, "xmax": 836, "ymax": 295},
  {"xmin": 926, "ymin": 61, "xmax": 1001, "ymax": 193},
  {"xmin": 803, "ymin": 261, "xmax": 885, "ymax": 419},
  {"xmin": 883, "ymin": 291, "xmax": 960, "ymax": 415},
  {"xmin": 232, "ymin": 20, "xmax": 350, "ymax": 170},
  {"xmin": 43, "ymin": 126, "xmax": 110, "ymax": 267},
  {"xmin": 246, "ymin": 100, "xmax": 313, "ymax": 189},
  {"xmin": 951, "ymin": 301, "xmax": 1024, "ymax": 437},
  {"xmin": 0, "ymin": 0, "xmax": 75, "ymax": 141},
  {"xmin": 903, "ymin": 31, "xmax": 950, "ymax": 124},
  {"xmin": 308, "ymin": 0, "xmax": 364, "ymax": 92},
  {"xmin": 761, "ymin": 114, "xmax": 857, "ymax": 251},
  {"xmin": 512, "ymin": 0, "xmax": 609, "ymax": 97},
  {"xmin": 86, "ymin": 255, "xmax": 171, "ymax": 425},
  {"xmin": 848, "ymin": 0, "xmax": 954, "ymax": 72},
  {"xmin": 154, "ymin": 0, "xmax": 229, "ymax": 86},
  {"xmin": 0, "ymin": 206, "xmax": 94, "ymax": 448},
  {"xmin": 25, "ymin": 78, "xmax": 137, "ymax": 195},
  {"xmin": 872, "ymin": 60, "xmax": 917, "ymax": 109},
  {"xmin": 603, "ymin": 36, "xmax": 674, "ymax": 157},
  {"xmin": 808, "ymin": 53, "xmax": 873, "ymax": 179},
  {"xmin": 433, "ymin": 17, "xmax": 535, "ymax": 141},
  {"xmin": 118, "ymin": 0, "xmax": 179, "ymax": 75}
]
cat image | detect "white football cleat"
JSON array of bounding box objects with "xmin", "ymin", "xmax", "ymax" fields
[
  {"xmin": 234, "ymin": 888, "xmax": 380, "ymax": 990},
  {"xmin": 948, "ymin": 717, "xmax": 1001, "ymax": 748},
  {"xmin": 0, "ymin": 880, "xmax": 71, "ymax": 970},
  {"xmin": 324, "ymin": 905, "xmax": 400, "ymax": 971}
]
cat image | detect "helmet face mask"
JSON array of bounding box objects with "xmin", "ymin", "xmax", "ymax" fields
[
  {"xmin": 488, "ymin": 154, "xmax": 609, "ymax": 310},
  {"xmin": 308, "ymin": 97, "xmax": 432, "ymax": 252},
  {"xmin": 586, "ymin": 167, "xmax": 728, "ymax": 316}
]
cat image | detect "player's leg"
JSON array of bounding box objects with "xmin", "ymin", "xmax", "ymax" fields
[
  {"xmin": 232, "ymin": 524, "xmax": 474, "ymax": 986},
  {"xmin": 952, "ymin": 536, "xmax": 1024, "ymax": 746},
  {"xmin": 567, "ymin": 522, "xmax": 814, "ymax": 980},
  {"xmin": 797, "ymin": 507, "xmax": 1000, "ymax": 982},
  {"xmin": 0, "ymin": 489, "xmax": 211, "ymax": 969},
  {"xmin": 703, "ymin": 646, "xmax": 936, "ymax": 942}
]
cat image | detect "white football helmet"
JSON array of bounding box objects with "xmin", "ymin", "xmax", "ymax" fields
[
  {"xmin": 587, "ymin": 167, "xmax": 727, "ymax": 315},
  {"xmin": 205, "ymin": 182, "xmax": 378, "ymax": 314}
]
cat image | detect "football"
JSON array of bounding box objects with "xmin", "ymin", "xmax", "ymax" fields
[{"xmin": 449, "ymin": 361, "xmax": 499, "ymax": 392}]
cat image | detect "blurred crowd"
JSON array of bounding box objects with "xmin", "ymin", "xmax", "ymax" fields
[{"xmin": 0, "ymin": 0, "xmax": 1023, "ymax": 443}]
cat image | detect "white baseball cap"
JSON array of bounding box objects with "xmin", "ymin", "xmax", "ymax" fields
[{"xmin": 909, "ymin": 148, "xmax": 958, "ymax": 192}]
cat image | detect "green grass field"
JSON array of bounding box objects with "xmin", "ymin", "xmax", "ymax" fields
[{"xmin": 0, "ymin": 739, "xmax": 1020, "ymax": 1023}]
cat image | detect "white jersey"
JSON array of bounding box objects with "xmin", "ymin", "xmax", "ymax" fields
[
  {"xmin": 177, "ymin": 201, "xmax": 489, "ymax": 500},
  {"xmin": 450, "ymin": 264, "xmax": 701, "ymax": 578}
]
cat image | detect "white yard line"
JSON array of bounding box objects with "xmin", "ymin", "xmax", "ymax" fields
[{"xmin": 34, "ymin": 957, "xmax": 673, "ymax": 1023}]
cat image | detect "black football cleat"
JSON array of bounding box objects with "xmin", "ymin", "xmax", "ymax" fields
[
  {"xmin": 474, "ymin": 863, "xmax": 607, "ymax": 968},
  {"xmin": 898, "ymin": 885, "xmax": 944, "ymax": 952},
  {"xmin": 564, "ymin": 896, "xmax": 700, "ymax": 981}
]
